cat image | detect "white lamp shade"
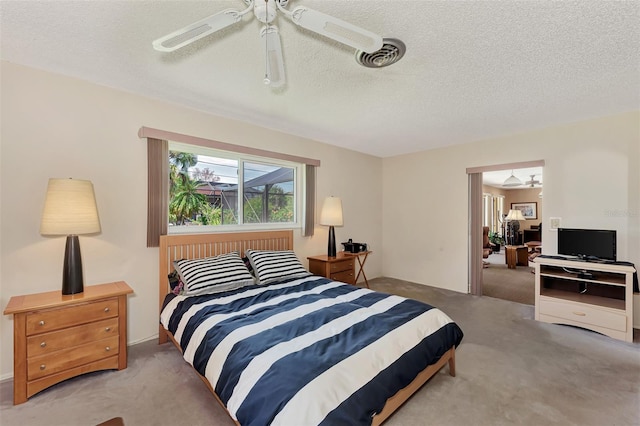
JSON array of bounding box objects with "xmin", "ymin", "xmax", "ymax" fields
[
  {"xmin": 40, "ymin": 178, "xmax": 101, "ymax": 235},
  {"xmin": 319, "ymin": 196, "xmax": 343, "ymax": 226},
  {"xmin": 506, "ymin": 209, "xmax": 525, "ymax": 221},
  {"xmin": 502, "ymin": 171, "xmax": 522, "ymax": 187}
]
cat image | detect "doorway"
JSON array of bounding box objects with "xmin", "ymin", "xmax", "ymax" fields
[{"xmin": 467, "ymin": 160, "xmax": 545, "ymax": 301}]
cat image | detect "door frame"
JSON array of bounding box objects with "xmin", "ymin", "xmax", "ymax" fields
[{"xmin": 467, "ymin": 160, "xmax": 545, "ymax": 296}]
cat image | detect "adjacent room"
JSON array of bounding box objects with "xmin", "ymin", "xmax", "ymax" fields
[
  {"xmin": 481, "ymin": 166, "xmax": 544, "ymax": 306},
  {"xmin": 1, "ymin": 1, "xmax": 639, "ymax": 425}
]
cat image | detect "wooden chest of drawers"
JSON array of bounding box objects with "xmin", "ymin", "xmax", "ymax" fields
[
  {"xmin": 3, "ymin": 281, "xmax": 133, "ymax": 404},
  {"xmin": 307, "ymin": 253, "xmax": 355, "ymax": 284}
]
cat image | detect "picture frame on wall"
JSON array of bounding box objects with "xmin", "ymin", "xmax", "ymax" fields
[{"xmin": 511, "ymin": 202, "xmax": 537, "ymax": 220}]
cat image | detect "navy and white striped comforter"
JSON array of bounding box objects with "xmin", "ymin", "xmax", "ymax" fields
[{"xmin": 160, "ymin": 276, "xmax": 463, "ymax": 426}]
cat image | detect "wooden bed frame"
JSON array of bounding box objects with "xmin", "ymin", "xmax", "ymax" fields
[{"xmin": 158, "ymin": 230, "xmax": 456, "ymax": 426}]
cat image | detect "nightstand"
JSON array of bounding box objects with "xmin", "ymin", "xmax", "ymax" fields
[
  {"xmin": 308, "ymin": 252, "xmax": 356, "ymax": 285},
  {"xmin": 3, "ymin": 281, "xmax": 133, "ymax": 405}
]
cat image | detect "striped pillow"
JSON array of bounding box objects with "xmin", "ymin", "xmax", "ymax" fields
[
  {"xmin": 245, "ymin": 249, "xmax": 311, "ymax": 285},
  {"xmin": 174, "ymin": 252, "xmax": 255, "ymax": 296}
]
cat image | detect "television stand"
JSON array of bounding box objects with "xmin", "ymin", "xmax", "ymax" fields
[{"xmin": 534, "ymin": 257, "xmax": 635, "ymax": 342}]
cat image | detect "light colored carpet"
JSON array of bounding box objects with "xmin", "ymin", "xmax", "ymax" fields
[
  {"xmin": 482, "ymin": 250, "xmax": 535, "ymax": 305},
  {"xmin": 1, "ymin": 277, "xmax": 638, "ymax": 426}
]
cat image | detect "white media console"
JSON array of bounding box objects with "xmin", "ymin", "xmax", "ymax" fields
[{"xmin": 534, "ymin": 257, "xmax": 635, "ymax": 342}]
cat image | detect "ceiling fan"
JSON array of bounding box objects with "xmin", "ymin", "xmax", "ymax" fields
[
  {"xmin": 152, "ymin": 0, "xmax": 384, "ymax": 88},
  {"xmin": 525, "ymin": 174, "xmax": 542, "ymax": 187}
]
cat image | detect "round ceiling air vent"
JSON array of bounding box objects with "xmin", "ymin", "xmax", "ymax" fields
[{"xmin": 355, "ymin": 38, "xmax": 406, "ymax": 68}]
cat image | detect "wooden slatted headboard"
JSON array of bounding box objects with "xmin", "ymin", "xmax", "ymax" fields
[{"xmin": 158, "ymin": 230, "xmax": 294, "ymax": 343}]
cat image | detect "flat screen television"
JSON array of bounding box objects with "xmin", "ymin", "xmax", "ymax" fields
[{"xmin": 557, "ymin": 228, "xmax": 617, "ymax": 262}]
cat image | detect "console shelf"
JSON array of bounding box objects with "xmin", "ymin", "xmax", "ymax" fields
[{"xmin": 534, "ymin": 257, "xmax": 635, "ymax": 342}]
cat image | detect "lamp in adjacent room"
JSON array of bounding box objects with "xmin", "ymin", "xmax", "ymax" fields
[
  {"xmin": 505, "ymin": 209, "xmax": 525, "ymax": 245},
  {"xmin": 319, "ymin": 196, "xmax": 343, "ymax": 257},
  {"xmin": 502, "ymin": 170, "xmax": 523, "ymax": 187},
  {"xmin": 40, "ymin": 178, "xmax": 101, "ymax": 295}
]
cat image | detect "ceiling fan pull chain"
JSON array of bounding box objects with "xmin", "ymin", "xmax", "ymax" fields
[{"xmin": 263, "ymin": 0, "xmax": 270, "ymax": 85}]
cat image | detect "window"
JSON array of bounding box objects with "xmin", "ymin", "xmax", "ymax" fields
[
  {"xmin": 168, "ymin": 142, "xmax": 299, "ymax": 233},
  {"xmin": 482, "ymin": 194, "xmax": 491, "ymax": 227},
  {"xmin": 482, "ymin": 193, "xmax": 505, "ymax": 235}
]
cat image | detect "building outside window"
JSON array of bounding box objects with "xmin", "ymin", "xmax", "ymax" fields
[{"xmin": 169, "ymin": 142, "xmax": 299, "ymax": 233}]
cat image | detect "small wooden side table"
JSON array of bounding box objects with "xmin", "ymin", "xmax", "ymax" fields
[
  {"xmin": 3, "ymin": 281, "xmax": 133, "ymax": 404},
  {"xmin": 505, "ymin": 245, "xmax": 528, "ymax": 269},
  {"xmin": 341, "ymin": 251, "xmax": 372, "ymax": 288}
]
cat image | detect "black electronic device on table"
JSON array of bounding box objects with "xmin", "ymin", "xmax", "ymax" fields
[
  {"xmin": 342, "ymin": 239, "xmax": 367, "ymax": 253},
  {"xmin": 557, "ymin": 228, "xmax": 617, "ymax": 262}
]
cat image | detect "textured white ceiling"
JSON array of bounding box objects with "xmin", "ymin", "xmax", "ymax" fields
[{"xmin": 1, "ymin": 1, "xmax": 638, "ymax": 157}]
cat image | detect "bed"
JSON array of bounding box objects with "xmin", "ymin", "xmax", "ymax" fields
[{"xmin": 158, "ymin": 230, "xmax": 463, "ymax": 425}]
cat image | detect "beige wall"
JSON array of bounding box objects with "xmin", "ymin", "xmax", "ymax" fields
[
  {"xmin": 505, "ymin": 187, "xmax": 543, "ymax": 230},
  {"xmin": 382, "ymin": 111, "xmax": 640, "ymax": 300},
  {"xmin": 0, "ymin": 62, "xmax": 383, "ymax": 379},
  {"xmin": 482, "ymin": 185, "xmax": 507, "ymax": 198}
]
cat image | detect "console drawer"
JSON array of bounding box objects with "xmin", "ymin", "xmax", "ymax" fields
[
  {"xmin": 26, "ymin": 298, "xmax": 118, "ymax": 335},
  {"xmin": 538, "ymin": 298, "xmax": 626, "ymax": 332},
  {"xmin": 27, "ymin": 318, "xmax": 119, "ymax": 357},
  {"xmin": 27, "ymin": 335, "xmax": 120, "ymax": 380}
]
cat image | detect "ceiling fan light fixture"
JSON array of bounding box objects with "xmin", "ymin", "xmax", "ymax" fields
[{"xmin": 502, "ymin": 171, "xmax": 523, "ymax": 187}]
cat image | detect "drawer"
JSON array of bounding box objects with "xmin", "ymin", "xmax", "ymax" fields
[
  {"xmin": 539, "ymin": 298, "xmax": 626, "ymax": 332},
  {"xmin": 26, "ymin": 298, "xmax": 118, "ymax": 335},
  {"xmin": 329, "ymin": 259, "xmax": 353, "ymax": 274},
  {"xmin": 331, "ymin": 270, "xmax": 355, "ymax": 284},
  {"xmin": 27, "ymin": 335, "xmax": 119, "ymax": 380},
  {"xmin": 27, "ymin": 318, "xmax": 119, "ymax": 357}
]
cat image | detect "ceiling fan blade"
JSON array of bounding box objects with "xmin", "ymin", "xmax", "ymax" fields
[
  {"xmin": 285, "ymin": 6, "xmax": 383, "ymax": 53},
  {"xmin": 153, "ymin": 9, "xmax": 245, "ymax": 52},
  {"xmin": 261, "ymin": 26, "xmax": 286, "ymax": 88}
]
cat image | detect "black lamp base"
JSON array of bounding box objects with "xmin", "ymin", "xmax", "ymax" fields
[
  {"xmin": 327, "ymin": 225, "xmax": 337, "ymax": 257},
  {"xmin": 62, "ymin": 235, "xmax": 84, "ymax": 295}
]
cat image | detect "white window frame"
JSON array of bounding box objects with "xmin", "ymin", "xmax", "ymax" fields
[{"xmin": 168, "ymin": 141, "xmax": 303, "ymax": 234}]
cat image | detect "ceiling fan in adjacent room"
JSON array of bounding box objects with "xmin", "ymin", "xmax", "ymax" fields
[
  {"xmin": 525, "ymin": 174, "xmax": 542, "ymax": 187},
  {"xmin": 152, "ymin": 0, "xmax": 384, "ymax": 88}
]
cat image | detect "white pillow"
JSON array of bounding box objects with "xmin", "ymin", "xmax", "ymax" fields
[
  {"xmin": 245, "ymin": 249, "xmax": 311, "ymax": 285},
  {"xmin": 174, "ymin": 252, "xmax": 254, "ymax": 296}
]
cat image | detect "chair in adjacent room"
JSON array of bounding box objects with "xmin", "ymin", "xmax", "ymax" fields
[{"xmin": 482, "ymin": 226, "xmax": 495, "ymax": 268}]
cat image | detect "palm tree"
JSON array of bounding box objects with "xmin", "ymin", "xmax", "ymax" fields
[
  {"xmin": 169, "ymin": 151, "xmax": 197, "ymax": 198},
  {"xmin": 170, "ymin": 178, "xmax": 207, "ymax": 225}
]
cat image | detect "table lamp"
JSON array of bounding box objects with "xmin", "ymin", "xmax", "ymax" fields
[
  {"xmin": 319, "ymin": 196, "xmax": 343, "ymax": 257},
  {"xmin": 40, "ymin": 178, "xmax": 101, "ymax": 295},
  {"xmin": 505, "ymin": 209, "xmax": 525, "ymax": 245}
]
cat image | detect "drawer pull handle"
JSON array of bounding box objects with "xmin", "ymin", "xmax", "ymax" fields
[
  {"xmin": 104, "ymin": 307, "xmax": 110, "ymax": 313},
  {"xmin": 105, "ymin": 346, "xmax": 111, "ymax": 352},
  {"xmin": 40, "ymin": 364, "xmax": 46, "ymax": 371},
  {"xmin": 105, "ymin": 327, "xmax": 111, "ymax": 332},
  {"xmin": 40, "ymin": 342, "xmax": 46, "ymax": 348},
  {"xmin": 572, "ymin": 311, "xmax": 586, "ymax": 316},
  {"xmin": 39, "ymin": 320, "xmax": 45, "ymax": 326}
]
